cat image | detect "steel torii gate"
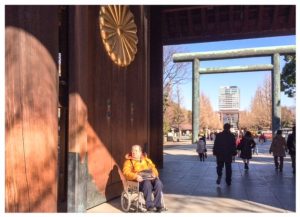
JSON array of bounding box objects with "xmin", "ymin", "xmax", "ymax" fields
[{"xmin": 173, "ymin": 45, "xmax": 296, "ymax": 143}]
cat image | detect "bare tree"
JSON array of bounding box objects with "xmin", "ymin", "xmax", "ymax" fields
[
  {"xmin": 250, "ymin": 75, "xmax": 272, "ymax": 130},
  {"xmin": 163, "ymin": 46, "xmax": 190, "ymax": 135},
  {"xmin": 281, "ymin": 106, "xmax": 295, "ymax": 128},
  {"xmin": 171, "ymin": 85, "xmax": 186, "ymax": 140},
  {"xmin": 163, "ymin": 46, "xmax": 190, "ymax": 91},
  {"xmin": 239, "ymin": 110, "xmax": 255, "ymax": 130},
  {"xmin": 200, "ymin": 93, "xmax": 222, "ymax": 130}
]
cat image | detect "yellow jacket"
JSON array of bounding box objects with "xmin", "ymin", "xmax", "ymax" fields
[{"xmin": 122, "ymin": 153, "xmax": 159, "ymax": 181}]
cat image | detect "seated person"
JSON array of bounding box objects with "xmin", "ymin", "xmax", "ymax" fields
[{"xmin": 122, "ymin": 144, "xmax": 163, "ymax": 212}]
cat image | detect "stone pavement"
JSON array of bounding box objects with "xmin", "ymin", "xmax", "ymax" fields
[{"xmin": 88, "ymin": 140, "xmax": 296, "ymax": 213}]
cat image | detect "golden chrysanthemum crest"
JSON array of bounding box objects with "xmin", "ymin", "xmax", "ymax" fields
[{"xmin": 99, "ymin": 5, "xmax": 138, "ymax": 67}]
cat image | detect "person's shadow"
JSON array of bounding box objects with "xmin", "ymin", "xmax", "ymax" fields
[{"xmin": 104, "ymin": 164, "xmax": 124, "ymax": 211}]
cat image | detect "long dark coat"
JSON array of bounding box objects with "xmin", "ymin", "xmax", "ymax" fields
[
  {"xmin": 238, "ymin": 137, "xmax": 256, "ymax": 159},
  {"xmin": 270, "ymin": 135, "xmax": 287, "ymax": 157},
  {"xmin": 287, "ymin": 132, "xmax": 295, "ymax": 156},
  {"xmin": 213, "ymin": 131, "xmax": 237, "ymax": 163}
]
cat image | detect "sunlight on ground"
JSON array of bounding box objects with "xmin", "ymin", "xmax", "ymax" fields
[
  {"xmin": 163, "ymin": 194, "xmax": 288, "ymax": 213},
  {"xmin": 87, "ymin": 193, "xmax": 288, "ymax": 213}
]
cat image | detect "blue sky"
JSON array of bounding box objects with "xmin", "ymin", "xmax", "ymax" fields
[{"xmin": 165, "ymin": 35, "xmax": 296, "ymax": 111}]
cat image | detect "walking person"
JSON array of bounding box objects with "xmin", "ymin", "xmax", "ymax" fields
[
  {"xmin": 287, "ymin": 126, "xmax": 296, "ymax": 174},
  {"xmin": 213, "ymin": 123, "xmax": 237, "ymax": 186},
  {"xmin": 259, "ymin": 133, "xmax": 266, "ymax": 144},
  {"xmin": 196, "ymin": 135, "xmax": 207, "ymax": 161},
  {"xmin": 269, "ymin": 130, "xmax": 288, "ymax": 172},
  {"xmin": 237, "ymin": 131, "xmax": 256, "ymax": 170},
  {"xmin": 252, "ymin": 134, "xmax": 259, "ymax": 155}
]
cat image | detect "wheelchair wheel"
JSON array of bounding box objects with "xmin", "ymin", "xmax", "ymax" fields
[{"xmin": 121, "ymin": 191, "xmax": 131, "ymax": 212}]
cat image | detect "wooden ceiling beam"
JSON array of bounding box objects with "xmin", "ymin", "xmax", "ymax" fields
[
  {"xmin": 228, "ymin": 6, "xmax": 234, "ymax": 32},
  {"xmin": 174, "ymin": 12, "xmax": 182, "ymax": 39},
  {"xmin": 272, "ymin": 6, "xmax": 279, "ymax": 29},
  {"xmin": 201, "ymin": 7, "xmax": 206, "ymax": 33},
  {"xmin": 160, "ymin": 5, "xmax": 295, "ymax": 45},
  {"xmin": 187, "ymin": 9, "xmax": 194, "ymax": 36},
  {"xmin": 242, "ymin": 6, "xmax": 249, "ymax": 31},
  {"xmin": 257, "ymin": 5, "xmax": 263, "ymax": 31},
  {"xmin": 288, "ymin": 5, "xmax": 295, "ymax": 28},
  {"xmin": 162, "ymin": 5, "xmax": 211, "ymax": 13}
]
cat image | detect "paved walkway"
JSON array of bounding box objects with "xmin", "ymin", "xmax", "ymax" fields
[{"xmin": 88, "ymin": 140, "xmax": 296, "ymax": 213}]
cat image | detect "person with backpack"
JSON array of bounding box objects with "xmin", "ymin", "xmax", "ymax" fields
[
  {"xmin": 269, "ymin": 130, "xmax": 288, "ymax": 172},
  {"xmin": 196, "ymin": 134, "xmax": 207, "ymax": 161},
  {"xmin": 237, "ymin": 131, "xmax": 256, "ymax": 170}
]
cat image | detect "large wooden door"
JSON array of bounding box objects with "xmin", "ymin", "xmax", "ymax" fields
[
  {"xmin": 66, "ymin": 5, "xmax": 149, "ymax": 210},
  {"xmin": 5, "ymin": 6, "xmax": 59, "ymax": 212},
  {"xmin": 85, "ymin": 6, "xmax": 150, "ymax": 209}
]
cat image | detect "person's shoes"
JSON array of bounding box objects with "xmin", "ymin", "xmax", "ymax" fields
[
  {"xmin": 155, "ymin": 207, "xmax": 163, "ymax": 213},
  {"xmin": 244, "ymin": 163, "xmax": 249, "ymax": 170},
  {"xmin": 279, "ymin": 168, "xmax": 283, "ymax": 172},
  {"xmin": 216, "ymin": 176, "xmax": 221, "ymax": 185},
  {"xmin": 226, "ymin": 181, "xmax": 231, "ymax": 186},
  {"xmin": 147, "ymin": 207, "xmax": 155, "ymax": 212}
]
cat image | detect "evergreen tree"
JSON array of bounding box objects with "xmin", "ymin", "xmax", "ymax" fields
[{"xmin": 281, "ymin": 55, "xmax": 296, "ymax": 97}]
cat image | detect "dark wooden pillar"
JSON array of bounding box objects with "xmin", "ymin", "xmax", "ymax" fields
[
  {"xmin": 67, "ymin": 6, "xmax": 89, "ymax": 212},
  {"xmin": 149, "ymin": 6, "xmax": 163, "ymax": 168},
  {"xmin": 5, "ymin": 6, "xmax": 59, "ymax": 212}
]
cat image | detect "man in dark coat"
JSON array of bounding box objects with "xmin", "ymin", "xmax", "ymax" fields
[
  {"xmin": 213, "ymin": 123, "xmax": 237, "ymax": 186},
  {"xmin": 287, "ymin": 126, "xmax": 296, "ymax": 174}
]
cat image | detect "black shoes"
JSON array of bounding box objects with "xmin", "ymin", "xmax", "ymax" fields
[
  {"xmin": 216, "ymin": 176, "xmax": 231, "ymax": 186},
  {"xmin": 244, "ymin": 163, "xmax": 249, "ymax": 170},
  {"xmin": 147, "ymin": 207, "xmax": 155, "ymax": 212},
  {"xmin": 147, "ymin": 207, "xmax": 164, "ymax": 213},
  {"xmin": 156, "ymin": 207, "xmax": 163, "ymax": 213}
]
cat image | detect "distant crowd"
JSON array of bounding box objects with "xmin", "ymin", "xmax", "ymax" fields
[{"xmin": 196, "ymin": 124, "xmax": 296, "ymax": 186}]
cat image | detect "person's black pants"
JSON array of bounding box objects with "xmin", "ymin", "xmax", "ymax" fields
[
  {"xmin": 274, "ymin": 156, "xmax": 284, "ymax": 170},
  {"xmin": 290, "ymin": 154, "xmax": 295, "ymax": 172},
  {"xmin": 216, "ymin": 161, "xmax": 232, "ymax": 183},
  {"xmin": 139, "ymin": 178, "xmax": 163, "ymax": 209},
  {"xmin": 198, "ymin": 153, "xmax": 205, "ymax": 161}
]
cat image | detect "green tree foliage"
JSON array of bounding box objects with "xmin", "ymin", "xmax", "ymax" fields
[{"xmin": 281, "ymin": 55, "xmax": 296, "ymax": 97}]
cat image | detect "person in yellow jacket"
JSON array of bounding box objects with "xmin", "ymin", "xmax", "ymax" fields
[{"xmin": 123, "ymin": 144, "xmax": 163, "ymax": 212}]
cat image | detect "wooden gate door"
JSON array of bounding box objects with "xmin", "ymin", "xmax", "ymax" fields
[
  {"xmin": 67, "ymin": 5, "xmax": 149, "ymax": 210},
  {"xmin": 5, "ymin": 6, "xmax": 59, "ymax": 212},
  {"xmin": 84, "ymin": 6, "xmax": 150, "ymax": 209}
]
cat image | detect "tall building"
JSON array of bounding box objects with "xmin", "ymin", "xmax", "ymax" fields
[{"xmin": 219, "ymin": 86, "xmax": 240, "ymax": 129}]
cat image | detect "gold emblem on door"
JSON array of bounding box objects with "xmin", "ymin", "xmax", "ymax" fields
[{"xmin": 99, "ymin": 5, "xmax": 138, "ymax": 67}]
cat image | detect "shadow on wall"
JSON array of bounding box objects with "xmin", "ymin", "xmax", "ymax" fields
[
  {"xmin": 105, "ymin": 165, "xmax": 123, "ymax": 210},
  {"xmin": 5, "ymin": 26, "xmax": 58, "ymax": 212}
]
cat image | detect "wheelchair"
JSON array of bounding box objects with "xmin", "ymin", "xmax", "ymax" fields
[{"xmin": 120, "ymin": 180, "xmax": 167, "ymax": 212}]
